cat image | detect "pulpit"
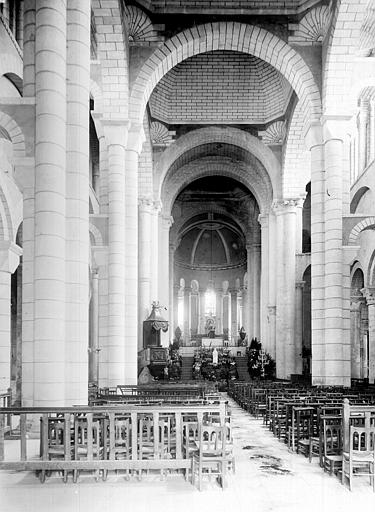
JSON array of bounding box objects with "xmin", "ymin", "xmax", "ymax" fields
[
  {"xmin": 143, "ymin": 302, "xmax": 168, "ymax": 348},
  {"xmin": 141, "ymin": 302, "xmax": 169, "ymax": 379}
]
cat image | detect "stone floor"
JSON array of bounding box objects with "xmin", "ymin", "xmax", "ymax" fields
[{"xmin": 1, "ymin": 395, "xmax": 375, "ymax": 512}]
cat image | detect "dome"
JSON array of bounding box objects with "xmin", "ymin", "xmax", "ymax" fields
[{"xmin": 176, "ymin": 219, "xmax": 246, "ymax": 270}]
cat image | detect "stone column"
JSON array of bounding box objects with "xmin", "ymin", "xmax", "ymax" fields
[
  {"xmin": 274, "ymin": 200, "xmax": 299, "ymax": 379},
  {"xmin": 350, "ymin": 296, "xmax": 363, "ymax": 379},
  {"xmin": 323, "ymin": 118, "xmax": 349, "ymax": 386},
  {"xmin": 150, "ymin": 201, "xmax": 161, "ymax": 302},
  {"xmin": 98, "ymin": 134, "xmax": 108, "ymax": 213},
  {"xmin": 173, "ymin": 284, "xmax": 179, "ymax": 333},
  {"xmin": 359, "ymin": 98, "xmax": 369, "ymax": 173},
  {"xmin": 259, "ymin": 214, "xmax": 269, "ymax": 347},
  {"xmin": 305, "ymin": 124, "xmax": 325, "ymax": 386},
  {"xmin": 124, "ymin": 123, "xmax": 144, "ymax": 380},
  {"xmin": 246, "ymin": 243, "xmax": 254, "ymax": 338},
  {"xmin": 242, "ymin": 284, "xmax": 248, "ymax": 334},
  {"xmin": 23, "ymin": 0, "xmax": 35, "ymax": 97},
  {"xmin": 138, "ymin": 197, "xmax": 153, "ymax": 350},
  {"xmin": 230, "ymin": 289, "xmax": 238, "ymax": 344},
  {"xmin": 268, "ymin": 212, "xmax": 277, "ymax": 358},
  {"xmin": 34, "ymin": 0, "xmax": 67, "ymax": 406},
  {"xmin": 252, "ymin": 244, "xmax": 261, "ymax": 339},
  {"xmin": 267, "ymin": 306, "xmax": 277, "ymax": 360},
  {"xmin": 363, "ymin": 287, "xmax": 375, "ymax": 383},
  {"xmin": 103, "ymin": 120, "xmax": 129, "ymax": 386},
  {"xmin": 89, "ymin": 269, "xmax": 99, "ymax": 385},
  {"xmin": 16, "ymin": 0, "xmax": 24, "ymax": 48},
  {"xmin": 198, "ymin": 291, "xmax": 205, "ymax": 334},
  {"xmin": 295, "ymin": 281, "xmax": 305, "ymax": 375},
  {"xmin": 66, "ymin": 0, "xmax": 90, "ymax": 405},
  {"xmin": 0, "ymin": 242, "xmax": 21, "ymax": 394},
  {"xmin": 238, "ymin": 289, "xmax": 243, "ymax": 329},
  {"xmin": 215, "ymin": 288, "xmax": 223, "ymax": 335},
  {"xmin": 169, "ymin": 243, "xmax": 177, "ymax": 336},
  {"xmin": 158, "ymin": 214, "xmax": 172, "ymax": 347},
  {"xmin": 183, "ymin": 286, "xmax": 191, "ymax": 343}
]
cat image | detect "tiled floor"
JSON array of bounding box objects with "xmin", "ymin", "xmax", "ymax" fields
[{"xmin": 1, "ymin": 396, "xmax": 374, "ymax": 512}]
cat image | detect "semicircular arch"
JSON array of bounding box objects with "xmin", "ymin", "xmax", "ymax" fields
[
  {"xmin": 162, "ymin": 156, "xmax": 272, "ymax": 216},
  {"xmin": 130, "ymin": 22, "xmax": 321, "ymax": 129},
  {"xmin": 156, "ymin": 126, "xmax": 280, "ymax": 200}
]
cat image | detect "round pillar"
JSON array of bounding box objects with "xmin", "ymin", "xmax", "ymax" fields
[
  {"xmin": 34, "ymin": 0, "xmax": 67, "ymax": 406},
  {"xmin": 295, "ymin": 281, "xmax": 305, "ymax": 375},
  {"xmin": 103, "ymin": 121, "xmax": 129, "ymax": 386},
  {"xmin": 0, "ymin": 242, "xmax": 21, "ymax": 394},
  {"xmin": 138, "ymin": 197, "xmax": 153, "ymax": 350},
  {"xmin": 66, "ymin": 0, "xmax": 90, "ymax": 405}
]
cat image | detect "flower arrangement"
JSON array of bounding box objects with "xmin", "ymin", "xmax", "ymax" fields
[{"xmin": 192, "ymin": 347, "xmax": 238, "ymax": 384}]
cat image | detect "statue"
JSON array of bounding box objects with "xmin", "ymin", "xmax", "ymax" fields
[
  {"xmin": 205, "ymin": 317, "xmax": 215, "ymax": 338},
  {"xmin": 212, "ymin": 347, "xmax": 218, "ymax": 365}
]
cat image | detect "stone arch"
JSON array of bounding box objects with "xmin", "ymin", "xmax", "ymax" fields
[
  {"xmin": 348, "ymin": 217, "xmax": 375, "ymax": 246},
  {"xmin": 283, "ymin": 99, "xmax": 310, "ymax": 198},
  {"xmin": 129, "ymin": 22, "xmax": 321, "ymax": 129},
  {"xmin": 171, "ymin": 202, "xmax": 249, "ymax": 243},
  {"xmin": 0, "ymin": 53, "xmax": 23, "ymax": 82},
  {"xmin": 89, "ymin": 223, "xmax": 104, "ymax": 247},
  {"xmin": 3, "ymin": 73, "xmax": 23, "ymax": 96},
  {"xmin": 90, "ymin": 79, "xmax": 103, "ymax": 112},
  {"xmin": 162, "ymin": 157, "xmax": 272, "ymax": 216},
  {"xmin": 368, "ymin": 251, "xmax": 375, "ymax": 286},
  {"xmin": 350, "ymin": 186, "xmax": 371, "ymax": 214},
  {"xmin": 351, "ymin": 263, "xmax": 365, "ymax": 291},
  {"xmin": 0, "ymin": 111, "xmax": 25, "ymax": 158},
  {"xmin": 156, "ymin": 126, "xmax": 280, "ymax": 199},
  {"xmin": 0, "ymin": 169, "xmax": 22, "ymax": 242}
]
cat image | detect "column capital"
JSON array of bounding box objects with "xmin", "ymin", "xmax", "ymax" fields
[
  {"xmin": 152, "ymin": 200, "xmax": 162, "ymax": 213},
  {"xmin": 161, "ymin": 214, "xmax": 174, "ymax": 228},
  {"xmin": 272, "ymin": 198, "xmax": 304, "ymax": 214},
  {"xmin": 295, "ymin": 280, "xmax": 305, "ymax": 289},
  {"xmin": 321, "ymin": 114, "xmax": 352, "ymax": 142},
  {"xmin": 361, "ymin": 287, "xmax": 375, "ymax": 306},
  {"xmin": 0, "ymin": 241, "xmax": 22, "ymax": 273},
  {"xmin": 138, "ymin": 195, "xmax": 154, "ymax": 213},
  {"xmin": 351, "ymin": 294, "xmax": 365, "ymax": 311},
  {"xmin": 169, "ymin": 241, "xmax": 178, "ymax": 253},
  {"xmin": 102, "ymin": 119, "xmax": 130, "ymax": 147},
  {"xmin": 258, "ymin": 213, "xmax": 269, "ymax": 228},
  {"xmin": 246, "ymin": 242, "xmax": 261, "ymax": 253}
]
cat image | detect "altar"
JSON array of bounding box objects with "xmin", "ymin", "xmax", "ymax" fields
[{"xmin": 202, "ymin": 337, "xmax": 224, "ymax": 348}]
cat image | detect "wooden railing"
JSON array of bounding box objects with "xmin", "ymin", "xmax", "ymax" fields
[
  {"xmin": 0, "ymin": 389, "xmax": 12, "ymax": 434},
  {"xmin": 0, "ymin": 402, "xmax": 227, "ymax": 481}
]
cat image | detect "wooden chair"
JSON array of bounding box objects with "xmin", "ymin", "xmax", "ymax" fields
[
  {"xmin": 104, "ymin": 414, "xmax": 131, "ymax": 480},
  {"xmin": 191, "ymin": 424, "xmax": 229, "ymax": 491},
  {"xmin": 323, "ymin": 421, "xmax": 343, "ymax": 475},
  {"xmin": 39, "ymin": 415, "xmax": 72, "ymax": 483},
  {"xmin": 138, "ymin": 415, "xmax": 174, "ymax": 479},
  {"xmin": 342, "ymin": 426, "xmax": 375, "ymax": 491},
  {"xmin": 73, "ymin": 414, "xmax": 104, "ymax": 482}
]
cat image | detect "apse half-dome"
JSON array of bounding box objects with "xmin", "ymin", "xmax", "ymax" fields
[{"xmin": 176, "ymin": 217, "xmax": 246, "ymax": 270}]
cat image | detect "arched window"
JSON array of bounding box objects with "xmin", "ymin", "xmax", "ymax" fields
[{"xmin": 205, "ymin": 288, "xmax": 216, "ymax": 317}]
